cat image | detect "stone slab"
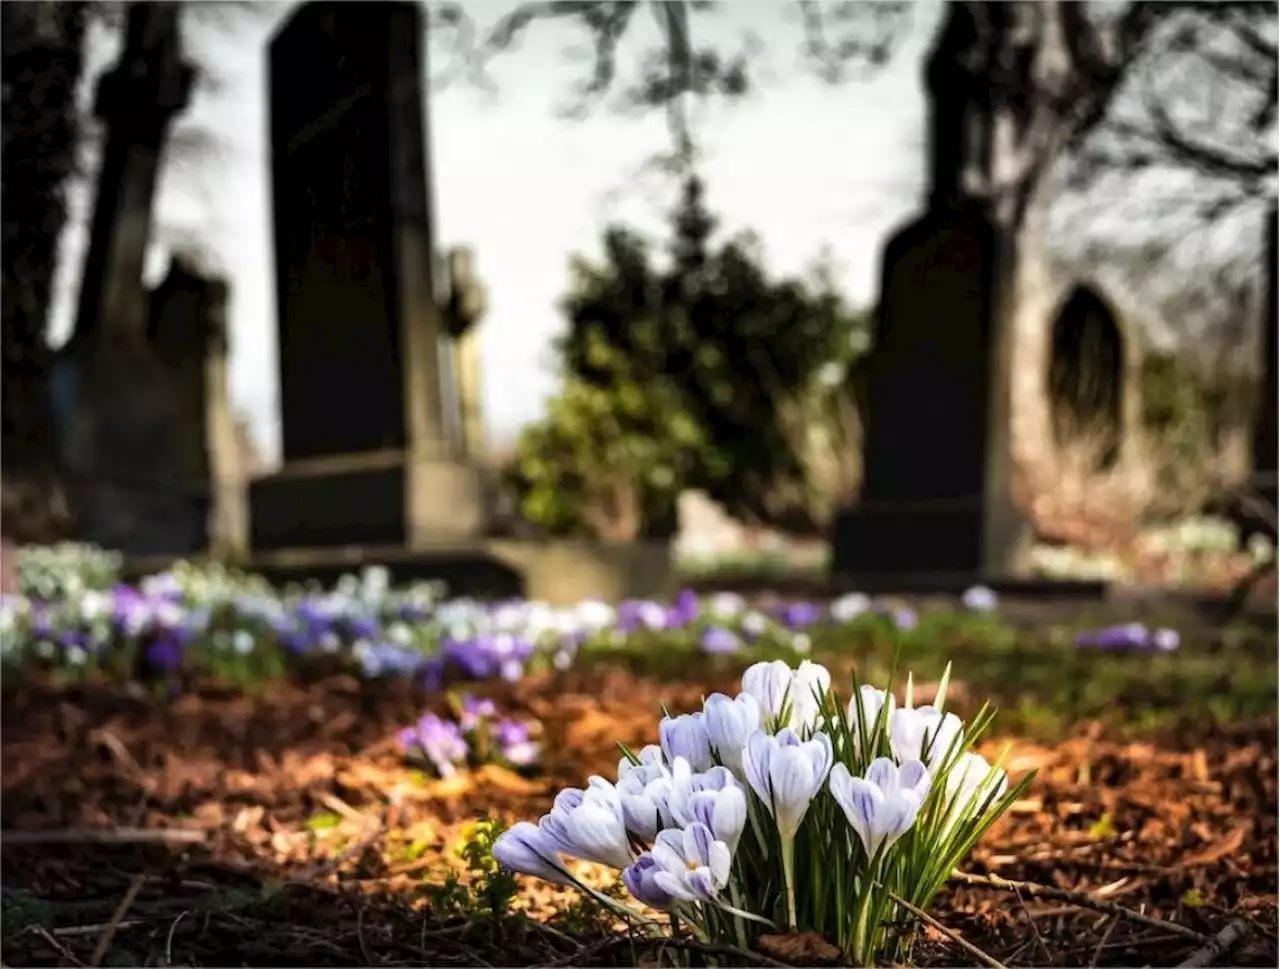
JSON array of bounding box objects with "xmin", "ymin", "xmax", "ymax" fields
[
  {"xmin": 181, "ymin": 539, "xmax": 673, "ymax": 606},
  {"xmin": 248, "ymin": 449, "xmax": 487, "ymax": 551}
]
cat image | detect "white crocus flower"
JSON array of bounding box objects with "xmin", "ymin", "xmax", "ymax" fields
[
  {"xmin": 648, "ymin": 823, "xmax": 732, "ymax": 902},
  {"xmin": 702, "ymin": 692, "xmax": 760, "ymax": 772},
  {"xmin": 889, "ymin": 705, "xmax": 965, "ymax": 771},
  {"xmin": 829, "ymin": 757, "xmax": 930, "ymax": 860},
  {"xmin": 848, "ymin": 685, "xmax": 896, "ymax": 747}
]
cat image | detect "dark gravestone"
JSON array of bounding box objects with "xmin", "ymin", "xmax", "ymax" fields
[
  {"xmin": 58, "ymin": 4, "xmax": 205, "ymax": 556},
  {"xmin": 831, "ymin": 4, "xmax": 1037, "ymax": 580},
  {"xmin": 1048, "ymin": 285, "xmax": 1125, "ymax": 470},
  {"xmin": 250, "ymin": 1, "xmax": 486, "ymax": 552},
  {"xmin": 1250, "ymin": 205, "xmax": 1278, "ymax": 539},
  {"xmin": 832, "ymin": 207, "xmax": 1026, "ymax": 575}
]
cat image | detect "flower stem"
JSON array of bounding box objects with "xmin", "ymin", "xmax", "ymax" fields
[
  {"xmin": 781, "ymin": 836, "xmax": 798, "ymax": 930},
  {"xmin": 730, "ymin": 880, "xmax": 749, "ymax": 951}
]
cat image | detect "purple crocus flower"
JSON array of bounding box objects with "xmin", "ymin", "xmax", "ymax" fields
[
  {"xmin": 416, "ymin": 657, "xmax": 446, "ymax": 691},
  {"xmin": 110, "ymin": 585, "xmax": 152, "ymax": 637},
  {"xmin": 666, "ymin": 589, "xmax": 701, "ymax": 629},
  {"xmin": 146, "ymin": 632, "xmax": 186, "ymax": 674},
  {"xmin": 893, "ymin": 608, "xmax": 918, "ymax": 631},
  {"xmin": 399, "ymin": 713, "xmax": 469, "ymax": 777},
  {"xmin": 493, "ymin": 718, "xmax": 540, "ymax": 766},
  {"xmin": 700, "ymin": 625, "xmax": 742, "ymax": 655},
  {"xmin": 1076, "ymin": 623, "xmax": 1180, "ymax": 653},
  {"xmin": 780, "ymin": 601, "xmax": 824, "ymax": 630},
  {"xmin": 443, "ymin": 636, "xmax": 493, "ymax": 679},
  {"xmin": 459, "ymin": 694, "xmax": 498, "ymax": 731},
  {"xmin": 1076, "ymin": 622, "xmax": 1149, "ymax": 650}
]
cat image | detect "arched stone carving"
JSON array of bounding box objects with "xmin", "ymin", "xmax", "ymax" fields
[{"xmin": 1047, "ymin": 285, "xmax": 1130, "ymax": 470}]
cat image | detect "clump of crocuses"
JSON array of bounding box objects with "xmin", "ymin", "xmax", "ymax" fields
[
  {"xmin": 399, "ymin": 693, "xmax": 541, "ymax": 777},
  {"xmin": 493, "ymin": 658, "xmax": 1029, "ymax": 966}
]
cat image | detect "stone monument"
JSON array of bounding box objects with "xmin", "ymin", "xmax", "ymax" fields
[
  {"xmin": 249, "ymin": 1, "xmax": 488, "ymax": 552},
  {"xmin": 1251, "ymin": 204, "xmax": 1278, "ymax": 538},
  {"xmin": 147, "ymin": 254, "xmax": 245, "ymax": 556},
  {"xmin": 58, "ymin": 3, "xmax": 206, "ymax": 556},
  {"xmin": 831, "ymin": 8, "xmax": 1032, "ymax": 579}
]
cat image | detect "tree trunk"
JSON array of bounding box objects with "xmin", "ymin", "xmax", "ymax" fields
[{"xmin": 1, "ymin": 0, "xmax": 87, "ymax": 541}]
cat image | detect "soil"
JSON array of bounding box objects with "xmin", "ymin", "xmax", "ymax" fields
[{"xmin": 2, "ymin": 667, "xmax": 1275, "ymax": 967}]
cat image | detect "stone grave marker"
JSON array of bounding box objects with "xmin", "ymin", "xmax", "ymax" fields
[
  {"xmin": 58, "ymin": 2, "xmax": 205, "ymax": 556},
  {"xmin": 249, "ymin": 0, "xmax": 487, "ymax": 552},
  {"xmin": 831, "ymin": 6, "xmax": 1031, "ymax": 578},
  {"xmin": 147, "ymin": 254, "xmax": 245, "ymax": 556}
]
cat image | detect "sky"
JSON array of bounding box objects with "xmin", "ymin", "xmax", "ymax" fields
[
  {"xmin": 46, "ymin": 0, "xmax": 941, "ymax": 467},
  {"xmin": 45, "ymin": 1, "xmax": 1268, "ymax": 468}
]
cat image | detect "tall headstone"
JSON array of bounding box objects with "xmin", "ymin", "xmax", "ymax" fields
[
  {"xmin": 249, "ymin": 1, "xmax": 487, "ymax": 551},
  {"xmin": 439, "ymin": 246, "xmax": 489, "ymax": 460},
  {"xmin": 1251, "ymin": 203, "xmax": 1278, "ymax": 538},
  {"xmin": 59, "ymin": 3, "xmax": 204, "ymax": 556},
  {"xmin": 148, "ymin": 254, "xmax": 245, "ymax": 555},
  {"xmin": 831, "ymin": 6, "xmax": 1031, "ymax": 577}
]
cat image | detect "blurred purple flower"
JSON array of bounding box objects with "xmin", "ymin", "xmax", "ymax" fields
[
  {"xmin": 894, "ymin": 608, "xmax": 918, "ymax": 631},
  {"xmin": 1077, "ymin": 622, "xmax": 1180, "ymax": 653},
  {"xmin": 494, "ymin": 718, "xmax": 540, "ymax": 766},
  {"xmin": 666, "ymin": 589, "xmax": 701, "ymax": 629},
  {"xmin": 399, "ymin": 713, "xmax": 469, "ymax": 777},
  {"xmin": 700, "ymin": 625, "xmax": 742, "ymax": 655},
  {"xmin": 779, "ymin": 601, "xmax": 824, "ymax": 630},
  {"xmin": 459, "ymin": 694, "xmax": 498, "ymax": 731}
]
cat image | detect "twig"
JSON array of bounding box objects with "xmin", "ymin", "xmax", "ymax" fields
[
  {"xmin": 1014, "ymin": 885, "xmax": 1053, "ymax": 965},
  {"xmin": 1088, "ymin": 915, "xmax": 1120, "ymax": 968},
  {"xmin": 163, "ymin": 911, "xmax": 188, "ymax": 967},
  {"xmin": 880, "ymin": 885, "xmax": 1009, "ymax": 969},
  {"xmin": 535, "ymin": 933, "xmax": 789, "ymax": 968},
  {"xmin": 52, "ymin": 921, "xmax": 145, "ymax": 937},
  {"xmin": 952, "ymin": 870, "xmax": 1209, "ymax": 942},
  {"xmin": 2, "ymin": 827, "xmax": 206, "ymax": 846},
  {"xmin": 91, "ymin": 874, "xmax": 145, "ymax": 967},
  {"xmin": 355, "ymin": 905, "xmax": 375, "ymax": 966},
  {"xmin": 30, "ymin": 924, "xmax": 87, "ymax": 967},
  {"xmin": 1176, "ymin": 918, "xmax": 1249, "ymax": 968}
]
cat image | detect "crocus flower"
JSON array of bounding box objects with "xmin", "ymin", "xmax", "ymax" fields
[
  {"xmin": 622, "ymin": 852, "xmax": 677, "ymax": 909},
  {"xmin": 789, "ymin": 660, "xmax": 833, "ymax": 732},
  {"xmin": 493, "ymin": 821, "xmax": 572, "ymax": 885},
  {"xmin": 659, "ymin": 713, "xmax": 713, "ymax": 772},
  {"xmin": 829, "ymin": 592, "xmax": 871, "ymax": 623},
  {"xmin": 400, "ymin": 713, "xmax": 469, "ymax": 777},
  {"xmin": 647, "ymin": 823, "xmax": 732, "ymax": 902},
  {"xmin": 741, "ymin": 660, "xmax": 793, "ymax": 724},
  {"xmin": 702, "ymin": 692, "xmax": 761, "ymax": 771},
  {"xmin": 944, "ymin": 751, "xmax": 1008, "ymax": 824},
  {"xmin": 962, "ymin": 585, "xmax": 998, "ymax": 612},
  {"xmin": 889, "ymin": 705, "xmax": 964, "ymax": 770},
  {"xmin": 829, "ymin": 757, "xmax": 930, "ymax": 860},
  {"xmin": 494, "ymin": 719, "xmax": 540, "ymax": 766},
  {"xmin": 1075, "ymin": 622, "xmax": 1149, "ymax": 651},
  {"xmin": 848, "ymin": 685, "xmax": 895, "ymax": 746},
  {"xmin": 700, "ymin": 625, "xmax": 742, "ymax": 655},
  {"xmin": 742, "ymin": 728, "xmax": 833, "ymax": 841},
  {"xmin": 780, "ymin": 601, "xmax": 824, "ymax": 630},
  {"xmin": 893, "ymin": 608, "xmax": 919, "ymax": 631},
  {"xmin": 539, "ymin": 782, "xmax": 633, "ymax": 869},
  {"xmin": 707, "ymin": 592, "xmax": 745, "ymax": 620},
  {"xmin": 668, "ymin": 765, "xmax": 747, "ymax": 854}
]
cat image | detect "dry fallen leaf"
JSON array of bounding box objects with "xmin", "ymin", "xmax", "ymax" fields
[
  {"xmin": 757, "ymin": 931, "xmax": 840, "ymax": 966},
  {"xmin": 474, "ymin": 763, "xmax": 544, "ymax": 795}
]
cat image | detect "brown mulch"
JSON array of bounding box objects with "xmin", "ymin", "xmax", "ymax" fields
[{"xmin": 1, "ymin": 668, "xmax": 1275, "ymax": 967}]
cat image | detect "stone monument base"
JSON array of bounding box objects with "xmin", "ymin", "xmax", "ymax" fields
[
  {"xmin": 131, "ymin": 538, "xmax": 671, "ymax": 606},
  {"xmin": 248, "ymin": 448, "xmax": 488, "ymax": 550}
]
